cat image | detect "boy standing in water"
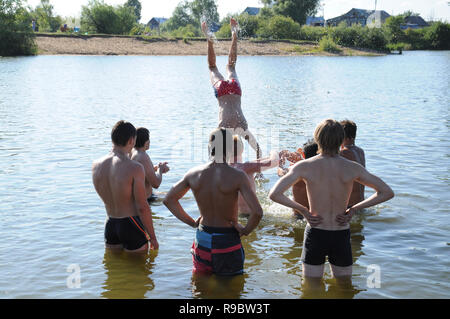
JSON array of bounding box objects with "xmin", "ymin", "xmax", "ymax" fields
[
  {"xmin": 131, "ymin": 127, "xmax": 170, "ymax": 203},
  {"xmin": 340, "ymin": 120, "xmax": 366, "ymax": 208},
  {"xmin": 269, "ymin": 119, "xmax": 394, "ymax": 280},
  {"xmin": 92, "ymin": 121, "xmax": 159, "ymax": 252},
  {"xmin": 163, "ymin": 128, "xmax": 263, "ymax": 275},
  {"xmin": 278, "ymin": 139, "xmax": 319, "ymax": 219},
  {"xmin": 202, "ymin": 18, "xmax": 262, "ymax": 159}
]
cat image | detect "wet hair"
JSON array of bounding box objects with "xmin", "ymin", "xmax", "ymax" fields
[
  {"xmin": 340, "ymin": 119, "xmax": 357, "ymax": 139},
  {"xmin": 208, "ymin": 128, "xmax": 234, "ymax": 163},
  {"xmin": 314, "ymin": 119, "xmax": 344, "ymax": 156},
  {"xmin": 302, "ymin": 139, "xmax": 318, "ymax": 159},
  {"xmin": 135, "ymin": 127, "xmax": 150, "ymax": 148},
  {"xmin": 111, "ymin": 120, "xmax": 136, "ymax": 147}
]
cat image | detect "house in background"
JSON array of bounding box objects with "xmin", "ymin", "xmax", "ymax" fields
[
  {"xmin": 366, "ymin": 10, "xmax": 391, "ymax": 28},
  {"xmin": 243, "ymin": 7, "xmax": 261, "ymax": 16},
  {"xmin": 306, "ymin": 16, "xmax": 325, "ymax": 27},
  {"xmin": 401, "ymin": 15, "xmax": 429, "ymax": 29},
  {"xmin": 326, "ymin": 8, "xmax": 390, "ymax": 27},
  {"xmin": 147, "ymin": 17, "xmax": 168, "ymax": 30}
]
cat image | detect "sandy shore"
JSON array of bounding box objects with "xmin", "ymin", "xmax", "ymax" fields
[{"xmin": 35, "ymin": 34, "xmax": 383, "ymax": 56}]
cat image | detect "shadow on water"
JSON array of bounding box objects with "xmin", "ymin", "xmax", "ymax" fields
[
  {"xmin": 101, "ymin": 249, "xmax": 157, "ymax": 299},
  {"xmin": 191, "ymin": 272, "xmax": 247, "ymax": 299}
]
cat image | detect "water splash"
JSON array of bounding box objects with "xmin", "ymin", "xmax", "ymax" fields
[
  {"xmin": 201, "ymin": 14, "xmax": 218, "ymax": 43},
  {"xmin": 231, "ymin": 21, "xmax": 241, "ymax": 37}
]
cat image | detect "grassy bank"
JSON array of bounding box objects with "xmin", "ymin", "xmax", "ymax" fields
[{"xmin": 33, "ymin": 33, "xmax": 386, "ymax": 56}]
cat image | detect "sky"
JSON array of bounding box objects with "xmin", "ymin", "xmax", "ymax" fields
[{"xmin": 24, "ymin": 0, "xmax": 450, "ymax": 23}]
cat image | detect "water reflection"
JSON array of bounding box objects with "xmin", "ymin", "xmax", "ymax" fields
[
  {"xmin": 301, "ymin": 276, "xmax": 363, "ymax": 299},
  {"xmin": 101, "ymin": 249, "xmax": 157, "ymax": 299},
  {"xmin": 191, "ymin": 272, "xmax": 247, "ymax": 299}
]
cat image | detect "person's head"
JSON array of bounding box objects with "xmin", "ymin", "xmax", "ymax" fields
[
  {"xmin": 111, "ymin": 120, "xmax": 136, "ymax": 151},
  {"xmin": 135, "ymin": 127, "xmax": 150, "ymax": 150},
  {"xmin": 208, "ymin": 127, "xmax": 234, "ymax": 163},
  {"xmin": 340, "ymin": 119, "xmax": 357, "ymax": 141},
  {"xmin": 314, "ymin": 119, "xmax": 344, "ymax": 156},
  {"xmin": 302, "ymin": 139, "xmax": 318, "ymax": 159}
]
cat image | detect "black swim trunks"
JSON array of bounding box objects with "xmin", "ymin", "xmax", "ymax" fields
[
  {"xmin": 301, "ymin": 225, "xmax": 353, "ymax": 267},
  {"xmin": 104, "ymin": 216, "xmax": 149, "ymax": 250}
]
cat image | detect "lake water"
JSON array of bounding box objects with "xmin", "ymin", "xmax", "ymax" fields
[{"xmin": 0, "ymin": 51, "xmax": 449, "ymax": 299}]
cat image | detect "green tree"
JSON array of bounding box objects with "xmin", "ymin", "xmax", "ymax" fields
[
  {"xmin": 163, "ymin": 1, "xmax": 196, "ymax": 31},
  {"xmin": 81, "ymin": 0, "xmax": 137, "ymax": 34},
  {"xmin": 425, "ymin": 21, "xmax": 450, "ymax": 49},
  {"xmin": 383, "ymin": 15, "xmax": 405, "ymax": 44},
  {"xmin": 0, "ymin": 0, "xmax": 36, "ymax": 56},
  {"xmin": 237, "ymin": 13, "xmax": 260, "ymax": 38},
  {"xmin": 261, "ymin": 0, "xmax": 320, "ymax": 25},
  {"xmin": 125, "ymin": 0, "xmax": 141, "ymax": 22},
  {"xmin": 256, "ymin": 15, "xmax": 301, "ymax": 39},
  {"xmin": 31, "ymin": 0, "xmax": 62, "ymax": 32},
  {"xmin": 190, "ymin": 0, "xmax": 219, "ymax": 24}
]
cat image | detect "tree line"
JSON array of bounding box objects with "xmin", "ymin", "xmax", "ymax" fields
[{"xmin": 1, "ymin": 0, "xmax": 449, "ymax": 57}]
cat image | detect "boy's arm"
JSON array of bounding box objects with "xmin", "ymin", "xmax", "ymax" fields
[
  {"xmin": 337, "ymin": 165, "xmax": 394, "ymax": 225},
  {"xmin": 352, "ymin": 166, "xmax": 394, "ymax": 210},
  {"xmin": 163, "ymin": 173, "xmax": 200, "ymax": 228},
  {"xmin": 241, "ymin": 151, "xmax": 280, "ymax": 174},
  {"xmin": 142, "ymin": 156, "xmax": 163, "ymax": 189},
  {"xmin": 133, "ymin": 165, "xmax": 158, "ymax": 249},
  {"xmin": 232, "ymin": 171, "xmax": 263, "ymax": 236},
  {"xmin": 269, "ymin": 163, "xmax": 323, "ymax": 227}
]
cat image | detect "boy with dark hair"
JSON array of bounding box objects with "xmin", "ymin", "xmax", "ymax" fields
[
  {"xmin": 278, "ymin": 139, "xmax": 319, "ymax": 218},
  {"xmin": 269, "ymin": 119, "xmax": 393, "ymax": 280},
  {"xmin": 131, "ymin": 127, "xmax": 169, "ymax": 203},
  {"xmin": 340, "ymin": 120, "xmax": 366, "ymax": 208},
  {"xmin": 163, "ymin": 128, "xmax": 263, "ymax": 276},
  {"xmin": 93, "ymin": 121, "xmax": 158, "ymax": 253}
]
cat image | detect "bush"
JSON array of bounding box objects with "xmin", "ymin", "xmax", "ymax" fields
[
  {"xmin": 256, "ymin": 15, "xmax": 301, "ymax": 40},
  {"xmin": 425, "ymin": 22, "xmax": 450, "ymax": 50},
  {"xmin": 169, "ymin": 24, "xmax": 200, "ymax": 38},
  {"xmin": 365, "ymin": 27, "xmax": 388, "ymax": 51},
  {"xmin": 403, "ymin": 28, "xmax": 428, "ymax": 49},
  {"xmin": 319, "ymin": 36, "xmax": 342, "ymax": 53},
  {"xmin": 215, "ymin": 23, "xmax": 230, "ymax": 38},
  {"xmin": 81, "ymin": 0, "xmax": 137, "ymax": 35},
  {"xmin": 0, "ymin": 1, "xmax": 37, "ymax": 56},
  {"xmin": 327, "ymin": 23, "xmax": 388, "ymax": 51},
  {"xmin": 329, "ymin": 22, "xmax": 359, "ymax": 47},
  {"xmin": 237, "ymin": 13, "xmax": 259, "ymax": 38},
  {"xmin": 298, "ymin": 25, "xmax": 327, "ymax": 41},
  {"xmin": 386, "ymin": 42, "xmax": 406, "ymax": 52},
  {"xmin": 383, "ymin": 15, "xmax": 405, "ymax": 44}
]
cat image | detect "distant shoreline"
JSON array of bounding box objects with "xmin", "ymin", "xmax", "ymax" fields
[{"xmin": 34, "ymin": 34, "xmax": 385, "ymax": 57}]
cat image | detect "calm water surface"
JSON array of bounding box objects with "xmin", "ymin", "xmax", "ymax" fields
[{"xmin": 0, "ymin": 51, "xmax": 449, "ymax": 299}]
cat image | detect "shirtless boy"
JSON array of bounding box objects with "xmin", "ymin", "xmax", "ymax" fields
[
  {"xmin": 278, "ymin": 139, "xmax": 318, "ymax": 219},
  {"xmin": 131, "ymin": 127, "xmax": 169, "ymax": 203},
  {"xmin": 163, "ymin": 128, "xmax": 263, "ymax": 275},
  {"xmin": 269, "ymin": 119, "xmax": 394, "ymax": 279},
  {"xmin": 92, "ymin": 121, "xmax": 159, "ymax": 252},
  {"xmin": 340, "ymin": 120, "xmax": 366, "ymax": 208}
]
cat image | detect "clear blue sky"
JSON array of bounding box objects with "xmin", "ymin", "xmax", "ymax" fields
[{"xmin": 25, "ymin": 0, "xmax": 450, "ymax": 22}]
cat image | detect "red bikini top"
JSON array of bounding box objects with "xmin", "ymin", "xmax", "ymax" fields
[{"xmin": 214, "ymin": 79, "xmax": 242, "ymax": 98}]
